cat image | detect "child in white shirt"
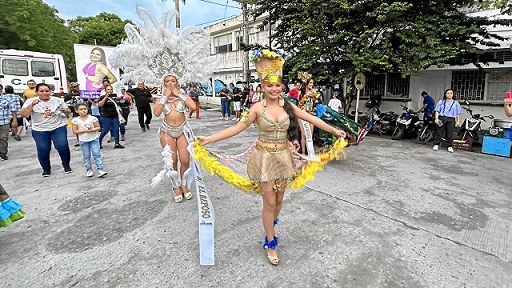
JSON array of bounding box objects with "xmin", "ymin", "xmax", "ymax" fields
[{"xmin": 71, "ymin": 103, "xmax": 108, "ymax": 178}]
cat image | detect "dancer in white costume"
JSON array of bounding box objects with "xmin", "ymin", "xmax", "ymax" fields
[{"xmin": 109, "ymin": 7, "xmax": 216, "ymax": 201}]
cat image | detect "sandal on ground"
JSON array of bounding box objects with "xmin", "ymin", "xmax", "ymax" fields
[
  {"xmin": 173, "ymin": 188, "xmax": 183, "ymax": 203},
  {"xmin": 182, "ymin": 186, "xmax": 192, "ymax": 200},
  {"xmin": 263, "ymin": 235, "xmax": 279, "ymax": 266}
]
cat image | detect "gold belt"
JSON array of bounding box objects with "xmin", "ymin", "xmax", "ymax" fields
[{"xmin": 255, "ymin": 145, "xmax": 287, "ymax": 153}]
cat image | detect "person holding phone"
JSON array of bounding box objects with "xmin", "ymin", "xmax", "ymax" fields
[{"xmin": 98, "ymin": 85, "xmax": 125, "ymax": 149}]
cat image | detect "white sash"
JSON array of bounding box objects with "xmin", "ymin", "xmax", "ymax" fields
[
  {"xmin": 300, "ymin": 119, "xmax": 316, "ymax": 159},
  {"xmin": 183, "ymin": 122, "xmax": 215, "ymax": 265}
]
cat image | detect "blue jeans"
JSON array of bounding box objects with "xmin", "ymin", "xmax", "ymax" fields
[
  {"xmin": 80, "ymin": 138, "xmax": 103, "ymax": 171},
  {"xmin": 31, "ymin": 125, "xmax": 70, "ymax": 172},
  {"xmin": 99, "ymin": 117, "xmax": 120, "ymax": 145},
  {"xmin": 120, "ymin": 123, "xmax": 125, "ymax": 136},
  {"xmin": 221, "ymin": 98, "xmax": 230, "ymax": 118}
]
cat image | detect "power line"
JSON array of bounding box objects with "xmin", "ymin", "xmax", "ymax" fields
[
  {"xmin": 199, "ymin": 0, "xmax": 239, "ymax": 9},
  {"xmin": 194, "ymin": 14, "xmax": 239, "ymax": 26}
]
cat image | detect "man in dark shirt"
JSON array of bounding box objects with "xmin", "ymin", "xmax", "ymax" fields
[
  {"xmin": 241, "ymin": 82, "xmax": 250, "ymax": 109},
  {"xmin": 127, "ymin": 82, "xmax": 152, "ymax": 132},
  {"xmin": 64, "ymin": 82, "xmax": 82, "ymax": 116},
  {"xmin": 98, "ymin": 89, "xmax": 125, "ymax": 149},
  {"xmin": 418, "ymin": 91, "xmax": 435, "ymax": 120},
  {"xmin": 369, "ymin": 89, "xmax": 382, "ymax": 108},
  {"xmin": 218, "ymin": 84, "xmax": 231, "ymax": 120},
  {"xmin": 229, "ymin": 83, "xmax": 241, "ymax": 120}
]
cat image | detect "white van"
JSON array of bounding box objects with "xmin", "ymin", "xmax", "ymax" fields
[{"xmin": 0, "ymin": 49, "xmax": 68, "ymax": 94}]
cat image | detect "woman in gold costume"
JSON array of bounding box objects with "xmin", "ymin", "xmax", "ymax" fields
[{"xmin": 196, "ymin": 50, "xmax": 346, "ymax": 266}]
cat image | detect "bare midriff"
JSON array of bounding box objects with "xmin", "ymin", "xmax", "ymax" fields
[{"xmin": 164, "ymin": 105, "xmax": 186, "ymax": 127}]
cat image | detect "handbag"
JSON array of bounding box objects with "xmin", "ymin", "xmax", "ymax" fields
[{"xmin": 108, "ymin": 97, "xmax": 126, "ymax": 124}]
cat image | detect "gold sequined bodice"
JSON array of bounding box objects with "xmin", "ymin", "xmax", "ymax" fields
[{"xmin": 257, "ymin": 107, "xmax": 289, "ymax": 143}]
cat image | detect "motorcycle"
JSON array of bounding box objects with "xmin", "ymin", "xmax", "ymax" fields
[
  {"xmin": 457, "ymin": 100, "xmax": 494, "ymax": 145},
  {"xmin": 348, "ymin": 110, "xmax": 370, "ymax": 127},
  {"xmin": 416, "ymin": 117, "xmax": 436, "ymax": 144},
  {"xmin": 364, "ymin": 109, "xmax": 398, "ymax": 135},
  {"xmin": 392, "ymin": 105, "xmax": 421, "ymax": 140}
]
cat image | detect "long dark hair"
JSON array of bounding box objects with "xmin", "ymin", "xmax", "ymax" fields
[
  {"xmin": 283, "ymin": 99, "xmax": 298, "ymax": 141},
  {"xmin": 443, "ymin": 88, "xmax": 454, "ymax": 100},
  {"xmin": 300, "ymin": 78, "xmax": 314, "ymax": 96}
]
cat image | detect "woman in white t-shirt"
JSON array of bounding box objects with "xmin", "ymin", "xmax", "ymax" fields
[
  {"xmin": 20, "ymin": 83, "xmax": 72, "ymax": 177},
  {"xmin": 71, "ymin": 103, "xmax": 108, "ymax": 178},
  {"xmin": 328, "ymin": 94, "xmax": 342, "ymax": 113}
]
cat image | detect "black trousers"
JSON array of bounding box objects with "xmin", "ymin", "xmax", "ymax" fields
[
  {"xmin": 121, "ymin": 108, "xmax": 130, "ymax": 125},
  {"xmin": 434, "ymin": 116, "xmax": 455, "ymax": 147},
  {"xmin": 137, "ymin": 106, "xmax": 152, "ymax": 128}
]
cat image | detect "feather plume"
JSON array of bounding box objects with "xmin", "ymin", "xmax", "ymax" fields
[{"xmin": 109, "ymin": 7, "xmax": 218, "ymax": 86}]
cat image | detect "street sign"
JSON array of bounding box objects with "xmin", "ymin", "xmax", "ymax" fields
[
  {"xmin": 354, "ymin": 73, "xmax": 366, "ymax": 90},
  {"xmin": 354, "ymin": 72, "xmax": 366, "ymax": 124}
]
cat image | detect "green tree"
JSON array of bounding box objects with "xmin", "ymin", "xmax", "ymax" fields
[
  {"xmin": 67, "ymin": 12, "xmax": 133, "ymax": 46},
  {"xmin": 250, "ymin": 0, "xmax": 512, "ymax": 114},
  {"xmin": 0, "ymin": 0, "xmax": 77, "ymax": 69}
]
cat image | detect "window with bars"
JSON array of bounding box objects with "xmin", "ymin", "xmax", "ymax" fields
[
  {"xmin": 486, "ymin": 70, "xmax": 512, "ymax": 102},
  {"xmin": 362, "ymin": 73, "xmax": 410, "ymax": 98},
  {"xmin": 451, "ymin": 70, "xmax": 485, "ymax": 101}
]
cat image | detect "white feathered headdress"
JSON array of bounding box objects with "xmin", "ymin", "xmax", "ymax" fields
[{"xmin": 109, "ymin": 7, "xmax": 217, "ymax": 86}]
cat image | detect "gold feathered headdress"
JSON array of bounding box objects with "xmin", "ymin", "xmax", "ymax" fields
[{"xmin": 249, "ymin": 49, "xmax": 288, "ymax": 84}]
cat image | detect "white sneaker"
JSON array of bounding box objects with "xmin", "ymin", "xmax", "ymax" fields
[
  {"xmin": 231, "ymin": 117, "xmax": 237, "ymax": 121},
  {"xmin": 224, "ymin": 117, "xmax": 230, "ymax": 120},
  {"xmin": 220, "ymin": 116, "xmax": 225, "ymax": 120},
  {"xmin": 433, "ymin": 145, "xmax": 439, "ymax": 151},
  {"xmin": 447, "ymin": 147, "xmax": 454, "ymax": 153},
  {"xmin": 236, "ymin": 118, "xmax": 240, "ymax": 121},
  {"xmin": 98, "ymin": 170, "xmax": 108, "ymax": 178},
  {"xmin": 86, "ymin": 170, "xmax": 94, "ymax": 177}
]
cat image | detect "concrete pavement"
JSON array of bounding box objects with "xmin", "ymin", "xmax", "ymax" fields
[{"xmin": 1, "ymin": 106, "xmax": 511, "ymax": 288}]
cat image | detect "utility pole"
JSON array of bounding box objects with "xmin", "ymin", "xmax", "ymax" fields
[
  {"xmin": 242, "ymin": 1, "xmax": 250, "ymax": 83},
  {"xmin": 235, "ymin": 0, "xmax": 250, "ymax": 83}
]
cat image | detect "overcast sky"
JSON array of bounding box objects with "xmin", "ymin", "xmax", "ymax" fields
[{"xmin": 44, "ymin": 0, "xmax": 241, "ymax": 27}]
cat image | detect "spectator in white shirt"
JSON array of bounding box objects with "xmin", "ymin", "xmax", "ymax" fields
[{"xmin": 328, "ymin": 94, "xmax": 342, "ymax": 113}]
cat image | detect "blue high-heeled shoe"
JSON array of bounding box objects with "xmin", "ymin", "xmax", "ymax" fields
[{"xmin": 263, "ymin": 235, "xmax": 279, "ymax": 265}]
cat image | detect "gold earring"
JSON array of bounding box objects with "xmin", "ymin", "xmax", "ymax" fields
[{"xmin": 278, "ymin": 95, "xmax": 284, "ymax": 107}]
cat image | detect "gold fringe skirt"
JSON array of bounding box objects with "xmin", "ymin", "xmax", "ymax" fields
[{"xmin": 247, "ymin": 145, "xmax": 295, "ymax": 183}]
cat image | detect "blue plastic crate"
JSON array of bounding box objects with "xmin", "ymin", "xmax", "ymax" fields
[{"xmin": 482, "ymin": 136, "xmax": 511, "ymax": 157}]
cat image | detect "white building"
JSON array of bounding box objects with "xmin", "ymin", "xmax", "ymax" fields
[{"xmin": 205, "ymin": 13, "xmax": 272, "ymax": 105}]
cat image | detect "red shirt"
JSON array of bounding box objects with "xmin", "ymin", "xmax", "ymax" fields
[{"xmin": 289, "ymin": 88, "xmax": 299, "ymax": 99}]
